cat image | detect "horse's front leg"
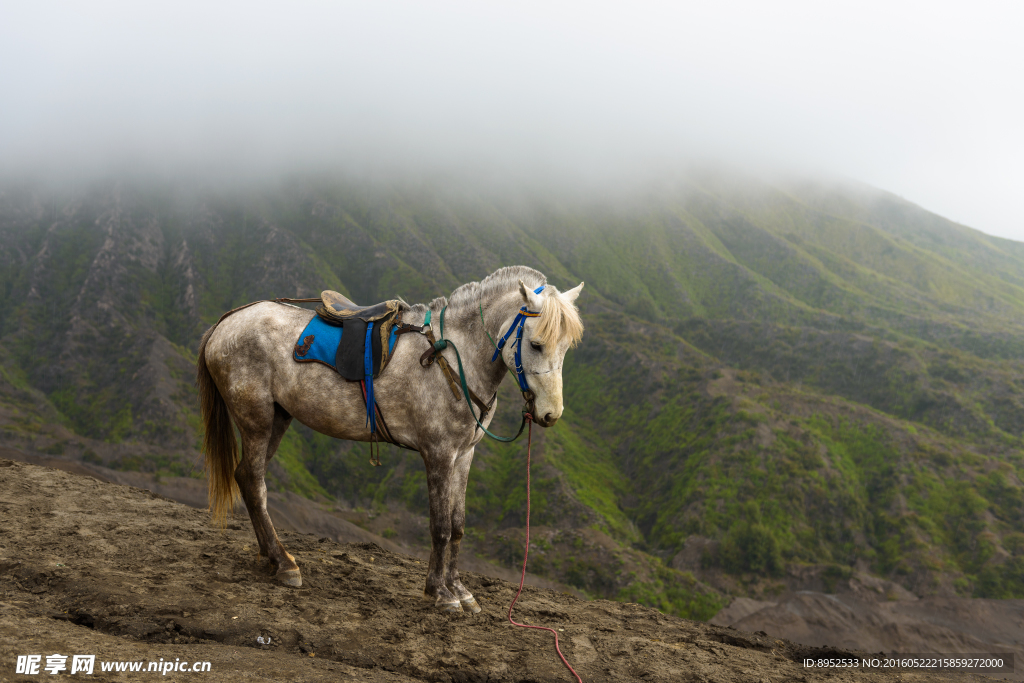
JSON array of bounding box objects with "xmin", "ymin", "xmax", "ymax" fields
[
  {"xmin": 423, "ymin": 447, "xmax": 464, "ymax": 612},
  {"xmin": 445, "ymin": 446, "xmax": 481, "ymax": 613}
]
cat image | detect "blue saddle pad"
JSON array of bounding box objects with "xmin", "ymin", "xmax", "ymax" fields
[
  {"xmin": 293, "ymin": 315, "xmax": 344, "ymax": 369},
  {"xmin": 292, "ymin": 315, "xmax": 398, "ymax": 376}
]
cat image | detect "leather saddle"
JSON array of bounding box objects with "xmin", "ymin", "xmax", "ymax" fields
[
  {"xmin": 318, "ymin": 290, "xmax": 400, "ymax": 323},
  {"xmin": 314, "ymin": 291, "xmax": 406, "ymax": 380}
]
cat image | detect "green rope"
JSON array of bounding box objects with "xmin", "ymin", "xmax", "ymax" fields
[
  {"xmin": 479, "ymin": 302, "xmax": 499, "ymax": 350},
  {"xmin": 480, "ymin": 302, "xmax": 521, "ymax": 383},
  {"xmin": 435, "ymin": 305, "xmax": 528, "ymax": 443}
]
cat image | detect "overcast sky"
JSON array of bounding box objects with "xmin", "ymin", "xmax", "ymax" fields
[{"xmin": 1, "ymin": 1, "xmax": 1022, "ymax": 241}]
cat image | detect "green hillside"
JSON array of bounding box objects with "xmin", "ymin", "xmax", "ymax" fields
[{"xmin": 2, "ymin": 171, "xmax": 1023, "ymax": 617}]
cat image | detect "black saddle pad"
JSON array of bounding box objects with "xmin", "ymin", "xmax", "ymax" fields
[{"xmin": 334, "ymin": 318, "xmax": 383, "ymax": 381}]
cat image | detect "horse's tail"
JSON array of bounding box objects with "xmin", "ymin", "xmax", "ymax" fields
[{"xmin": 196, "ymin": 324, "xmax": 239, "ymax": 526}]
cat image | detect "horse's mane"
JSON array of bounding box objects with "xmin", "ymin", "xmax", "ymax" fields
[
  {"xmin": 532, "ymin": 283, "xmax": 584, "ymax": 349},
  {"xmin": 439, "ymin": 266, "xmax": 584, "ymax": 348}
]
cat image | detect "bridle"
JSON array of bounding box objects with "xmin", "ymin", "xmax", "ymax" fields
[
  {"xmin": 420, "ymin": 285, "xmax": 546, "ymax": 442},
  {"xmin": 487, "ymin": 285, "xmax": 545, "ymax": 395}
]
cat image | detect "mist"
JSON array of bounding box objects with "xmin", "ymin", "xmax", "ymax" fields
[{"xmin": 2, "ymin": 1, "xmax": 1022, "ymax": 239}]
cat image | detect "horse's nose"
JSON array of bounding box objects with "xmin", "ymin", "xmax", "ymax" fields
[{"xmin": 544, "ymin": 412, "xmax": 556, "ymax": 425}]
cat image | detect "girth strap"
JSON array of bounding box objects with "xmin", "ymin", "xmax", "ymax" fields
[{"xmin": 364, "ymin": 322, "xmax": 376, "ymax": 435}]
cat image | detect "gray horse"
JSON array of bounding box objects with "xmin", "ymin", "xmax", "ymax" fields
[{"xmin": 196, "ymin": 266, "xmax": 584, "ymax": 612}]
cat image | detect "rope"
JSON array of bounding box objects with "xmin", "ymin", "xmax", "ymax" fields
[
  {"xmin": 479, "ymin": 302, "xmax": 501, "ymax": 351},
  {"xmin": 507, "ymin": 416, "xmax": 583, "ymax": 683},
  {"xmin": 432, "ymin": 306, "xmax": 529, "ymax": 443}
]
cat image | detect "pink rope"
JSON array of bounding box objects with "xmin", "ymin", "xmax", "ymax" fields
[{"xmin": 507, "ymin": 416, "xmax": 584, "ymax": 683}]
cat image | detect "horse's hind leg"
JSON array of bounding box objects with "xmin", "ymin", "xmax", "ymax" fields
[{"xmin": 234, "ymin": 402, "xmax": 302, "ymax": 587}]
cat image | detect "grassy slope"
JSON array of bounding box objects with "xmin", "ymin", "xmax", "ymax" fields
[{"xmin": 1, "ymin": 173, "xmax": 1023, "ymax": 616}]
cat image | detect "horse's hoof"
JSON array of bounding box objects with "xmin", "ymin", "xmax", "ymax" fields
[
  {"xmin": 438, "ymin": 600, "xmax": 463, "ymax": 613},
  {"xmin": 277, "ymin": 569, "xmax": 302, "ymax": 588},
  {"xmin": 460, "ymin": 596, "xmax": 482, "ymax": 614}
]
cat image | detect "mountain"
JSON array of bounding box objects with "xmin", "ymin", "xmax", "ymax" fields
[{"xmin": 1, "ymin": 169, "xmax": 1022, "ymax": 618}]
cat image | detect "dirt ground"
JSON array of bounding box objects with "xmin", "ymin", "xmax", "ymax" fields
[
  {"xmin": 0, "ymin": 459, "xmax": 1004, "ymax": 682},
  {"xmin": 711, "ymin": 593, "xmax": 1024, "ymax": 677},
  {"xmin": 0, "ymin": 448, "xmax": 578, "ymax": 599}
]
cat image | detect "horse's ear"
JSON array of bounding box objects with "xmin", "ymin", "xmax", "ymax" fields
[
  {"xmin": 563, "ymin": 282, "xmax": 584, "ymax": 302},
  {"xmin": 519, "ymin": 279, "xmax": 545, "ymax": 309}
]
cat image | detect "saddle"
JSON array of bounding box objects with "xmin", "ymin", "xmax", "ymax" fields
[
  {"xmin": 288, "ymin": 290, "xmax": 495, "ymax": 464},
  {"xmin": 317, "ymin": 290, "xmax": 399, "ymax": 325},
  {"xmin": 293, "ymin": 291, "xmax": 406, "ymax": 381}
]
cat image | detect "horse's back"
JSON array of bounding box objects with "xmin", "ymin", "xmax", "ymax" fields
[
  {"xmin": 204, "ymin": 301, "xmax": 376, "ymax": 441},
  {"xmin": 206, "ymin": 302, "xmax": 309, "ymax": 362},
  {"xmin": 203, "ymin": 302, "xmax": 311, "ymax": 397}
]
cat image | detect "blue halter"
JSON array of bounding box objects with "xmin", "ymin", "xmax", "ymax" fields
[{"xmin": 490, "ymin": 285, "xmax": 545, "ymax": 393}]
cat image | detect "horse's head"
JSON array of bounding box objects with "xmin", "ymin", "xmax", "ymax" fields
[{"xmin": 510, "ymin": 279, "xmax": 584, "ymax": 428}]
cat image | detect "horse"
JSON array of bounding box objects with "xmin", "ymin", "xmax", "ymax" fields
[{"xmin": 195, "ymin": 265, "xmax": 584, "ymax": 612}]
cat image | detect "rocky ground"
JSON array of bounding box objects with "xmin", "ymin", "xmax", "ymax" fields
[
  {"xmin": 1, "ymin": 457, "xmax": 1008, "ymax": 682},
  {"xmin": 711, "ymin": 592, "xmax": 1024, "ymax": 665}
]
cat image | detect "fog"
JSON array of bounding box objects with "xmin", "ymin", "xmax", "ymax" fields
[{"xmin": 2, "ymin": 1, "xmax": 1022, "ymax": 240}]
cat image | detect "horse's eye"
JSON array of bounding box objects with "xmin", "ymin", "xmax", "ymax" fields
[{"xmin": 530, "ymin": 340, "xmax": 543, "ymax": 351}]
